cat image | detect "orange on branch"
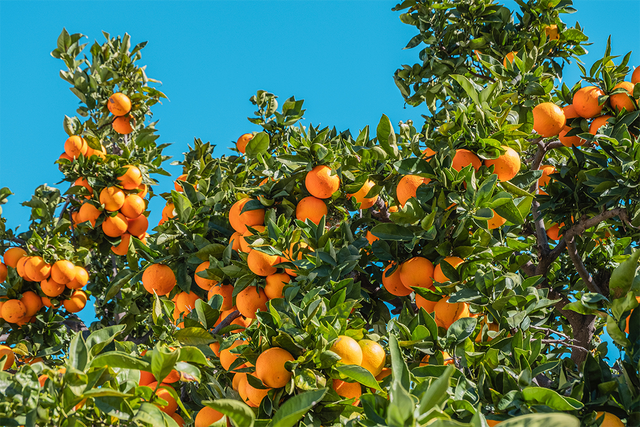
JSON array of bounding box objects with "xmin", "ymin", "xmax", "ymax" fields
[
  {"xmin": 452, "ymin": 149, "xmax": 482, "ymax": 172},
  {"xmin": 194, "ymin": 261, "xmax": 218, "ymax": 290},
  {"xmin": 67, "ymin": 266, "xmax": 88, "ymax": 289},
  {"xmin": 219, "ymin": 340, "xmax": 246, "ymax": 371},
  {"xmin": 573, "ymin": 86, "xmax": 605, "ymax": 118},
  {"xmin": 347, "ymin": 180, "xmax": 378, "ymax": 209},
  {"xmin": 171, "ymin": 413, "xmax": 184, "ymax": 427},
  {"xmin": 265, "ymin": 273, "xmax": 291, "ymax": 299},
  {"xmin": 51, "ymin": 260, "xmax": 76, "ymax": 284},
  {"xmin": 484, "ymin": 146, "xmax": 520, "ymax": 181},
  {"xmin": 0, "ymin": 262, "xmax": 6, "ymax": 283},
  {"xmin": 537, "ymin": 165, "xmax": 556, "ymax": 195},
  {"xmin": 330, "ymin": 335, "xmax": 363, "ymax": 366},
  {"xmin": 415, "ymin": 294, "xmax": 438, "ymax": 313},
  {"xmin": 397, "ymin": 175, "xmax": 430, "ymax": 206},
  {"xmin": 230, "ymin": 232, "xmax": 242, "ymax": 251},
  {"xmin": 502, "ymin": 51, "xmax": 517, "ymax": 67},
  {"xmin": 246, "ymin": 379, "xmax": 271, "ymax": 406},
  {"xmin": 247, "ymin": 250, "xmax": 280, "ymax": 277},
  {"xmin": 487, "ymin": 211, "xmax": 506, "ymax": 229},
  {"xmin": 207, "ymin": 284, "xmax": 234, "ymax": 310},
  {"xmin": 533, "ymin": 102, "xmax": 566, "ymax": 137},
  {"xmin": 546, "ymin": 223, "xmax": 564, "ymax": 241},
  {"xmin": 147, "ymin": 382, "xmax": 177, "ymax": 415},
  {"xmin": 0, "ymin": 346, "xmax": 15, "ymax": 371},
  {"xmin": 399, "ymin": 257, "xmax": 434, "ymax": 289},
  {"xmin": 112, "ymin": 115, "xmax": 133, "ymax": 134},
  {"xmin": 63, "ymin": 290, "xmax": 88, "ymax": 313},
  {"xmin": 120, "ymin": 194, "xmax": 145, "ymax": 218},
  {"xmin": 595, "ymin": 412, "xmax": 624, "ymax": 427},
  {"xmin": 256, "ymin": 347, "xmax": 295, "ymax": 388},
  {"xmin": 559, "ymin": 126, "xmax": 584, "ymax": 147},
  {"xmin": 365, "ymin": 231, "xmax": 379, "ymax": 245},
  {"xmin": 118, "ymin": 165, "xmax": 143, "ymax": 190},
  {"xmin": 590, "ymin": 115, "xmax": 613, "ymax": 135},
  {"xmin": 64, "ymin": 135, "xmax": 88, "ymax": 158},
  {"xmin": 229, "ymin": 198, "xmax": 265, "ymax": 234},
  {"xmin": 175, "ymin": 291, "xmax": 200, "ymax": 314},
  {"xmin": 73, "ymin": 177, "xmax": 93, "ymax": 198},
  {"xmin": 236, "ymin": 133, "xmax": 253, "ymax": 154},
  {"xmin": 296, "ymin": 196, "xmax": 328, "ymax": 224},
  {"xmin": 610, "ymin": 82, "xmax": 636, "ymax": 113},
  {"xmin": 195, "ymin": 406, "xmax": 224, "ymax": 427},
  {"xmin": 305, "ymin": 165, "xmax": 340, "ymax": 199},
  {"xmin": 108, "ymin": 92, "xmax": 131, "ymax": 116},
  {"xmin": 20, "ymin": 291, "xmax": 42, "ymax": 317},
  {"xmin": 236, "ymin": 286, "xmax": 269, "ymax": 319},
  {"xmin": 3, "ymin": 247, "xmax": 27, "ymax": 268},
  {"xmin": 25, "ymin": 256, "xmax": 51, "ymax": 282},
  {"xmin": 433, "ymin": 256, "xmax": 464, "ymax": 283},
  {"xmin": 358, "ymin": 340, "xmax": 385, "ymax": 376},
  {"xmin": 142, "ymin": 264, "xmax": 176, "ymax": 296},
  {"xmin": 382, "ymin": 264, "xmax": 412, "ymax": 296},
  {"xmin": 102, "ymin": 213, "xmax": 128, "ymax": 237},
  {"xmin": 332, "ymin": 380, "xmax": 361, "ymax": 404},
  {"xmin": 77, "ymin": 202, "xmax": 101, "ymax": 227},
  {"xmin": 433, "ymin": 297, "xmax": 471, "ymax": 329},
  {"xmin": 16, "ymin": 256, "xmax": 30, "ymax": 279},
  {"xmin": 100, "ymin": 187, "xmax": 126, "ymax": 212},
  {"xmin": 240, "ymin": 225, "xmax": 266, "ymax": 253},
  {"xmin": 111, "ymin": 233, "xmax": 131, "ymax": 256},
  {"xmin": 86, "ymin": 145, "xmax": 106, "ymax": 160},
  {"xmin": 127, "ymin": 214, "xmax": 149, "ymax": 237}
]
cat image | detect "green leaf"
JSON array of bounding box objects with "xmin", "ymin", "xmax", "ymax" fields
[
  {"xmin": 132, "ymin": 402, "xmax": 178, "ymax": 426},
  {"xmin": 376, "ymin": 114, "xmax": 398, "ymax": 157},
  {"xmin": 446, "ymin": 317, "xmax": 477, "ymax": 343},
  {"xmin": 387, "ymin": 379, "xmax": 414, "ymax": 426},
  {"xmin": 497, "ymin": 413, "xmax": 580, "ymax": 427},
  {"xmin": 609, "ymin": 249, "xmax": 640, "ymax": 300},
  {"xmin": 521, "ymin": 387, "xmax": 584, "ymax": 410},
  {"xmin": 270, "ymin": 388, "xmax": 327, "ymax": 427},
  {"xmin": 606, "ymin": 314, "xmax": 632, "ymax": 348},
  {"xmin": 86, "ymin": 325, "xmax": 126, "ymax": 356},
  {"xmin": 494, "ymin": 200, "xmax": 525, "ymax": 225},
  {"xmin": 418, "ymin": 365, "xmax": 454, "ymax": 414},
  {"xmin": 68, "ymin": 332, "xmax": 89, "ymax": 371},
  {"xmin": 203, "ymin": 400, "xmax": 254, "ymax": 427},
  {"xmin": 173, "ymin": 327, "xmax": 215, "ymax": 346},
  {"xmin": 336, "ymin": 365, "xmax": 381, "ymax": 391},
  {"xmin": 451, "ymin": 75, "xmax": 480, "ymax": 105},
  {"xmin": 389, "ymin": 334, "xmax": 410, "ymax": 390},
  {"xmin": 371, "ymin": 223, "xmax": 417, "ymax": 241},
  {"xmin": 151, "ymin": 347, "xmax": 180, "ymax": 384},
  {"xmin": 246, "ymin": 132, "xmax": 269, "ymax": 158},
  {"xmin": 90, "ymin": 352, "xmax": 150, "ymax": 371}
]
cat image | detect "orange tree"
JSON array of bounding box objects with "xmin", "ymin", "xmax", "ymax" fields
[{"xmin": 0, "ymin": 0, "xmax": 639, "ymax": 426}]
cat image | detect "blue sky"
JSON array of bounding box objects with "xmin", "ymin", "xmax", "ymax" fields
[{"xmin": 0, "ymin": 1, "xmax": 638, "ymax": 350}]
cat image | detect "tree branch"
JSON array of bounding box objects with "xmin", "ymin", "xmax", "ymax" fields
[
  {"xmin": 566, "ymin": 236, "xmax": 603, "ymax": 294},
  {"xmin": 63, "ymin": 315, "xmax": 89, "ymax": 333},
  {"xmin": 530, "ymin": 140, "xmax": 563, "ymax": 171},
  {"xmin": 211, "ymin": 310, "xmax": 241, "ymax": 335},
  {"xmin": 371, "ymin": 197, "xmax": 391, "ymax": 223},
  {"xmin": 531, "ymin": 200, "xmax": 551, "ymax": 257},
  {"xmin": 539, "ymin": 339, "xmax": 589, "ymax": 353},
  {"xmin": 529, "ymin": 325, "xmax": 575, "ymax": 341}
]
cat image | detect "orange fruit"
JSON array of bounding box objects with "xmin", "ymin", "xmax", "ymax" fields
[
  {"xmin": 229, "ymin": 198, "xmax": 265, "ymax": 234},
  {"xmin": 256, "ymin": 347, "xmax": 295, "ymax": 388},
  {"xmin": 347, "ymin": 180, "xmax": 378, "ymax": 209},
  {"xmin": 207, "ymin": 284, "xmax": 233, "ymax": 310},
  {"xmin": 264, "ymin": 273, "xmax": 291, "ymax": 299},
  {"xmin": 58, "ymin": 151, "xmax": 73, "ymax": 164},
  {"xmin": 415, "ymin": 294, "xmax": 438, "ymax": 313},
  {"xmin": 0, "ymin": 262, "xmax": 6, "ymax": 283},
  {"xmin": 100, "ymin": 187, "xmax": 126, "ymax": 212},
  {"xmin": 20, "ymin": 291, "xmax": 42, "ymax": 316},
  {"xmin": 120, "ymin": 194, "xmax": 145, "ymax": 218},
  {"xmin": 632, "ymin": 68, "xmax": 640, "ymax": 84},
  {"xmin": 147, "ymin": 382, "xmax": 177, "ymax": 414},
  {"xmin": 595, "ymin": 412, "xmax": 624, "ymax": 427},
  {"xmin": 108, "ymin": 93, "xmax": 131, "ymax": 116},
  {"xmin": 237, "ymin": 375, "xmax": 255, "ymax": 407},
  {"xmin": 195, "ymin": 406, "xmax": 224, "ymax": 427},
  {"xmin": 420, "ymin": 351, "xmax": 454, "ymax": 366},
  {"xmin": 365, "ymin": 231, "xmax": 379, "ymax": 245},
  {"xmin": 240, "ymin": 225, "xmax": 266, "ymax": 253},
  {"xmin": 532, "ymin": 102, "xmax": 566, "ymax": 137},
  {"xmin": 51, "ymin": 260, "xmax": 76, "ymax": 284},
  {"xmin": 332, "ymin": 379, "xmax": 361, "ymax": 404},
  {"xmin": 230, "ymin": 232, "xmax": 242, "ymax": 251},
  {"xmin": 563, "ymin": 104, "xmax": 580, "ymax": 119},
  {"xmin": 388, "ymin": 205, "xmax": 398, "ymax": 213},
  {"xmin": 484, "ymin": 146, "xmax": 520, "ymax": 181},
  {"xmin": 0, "ymin": 345, "xmax": 15, "ymax": 371},
  {"xmin": 573, "ymin": 86, "xmax": 605, "ymax": 118},
  {"xmin": 194, "ymin": 261, "xmax": 218, "ymax": 290},
  {"xmin": 305, "ymin": 165, "xmax": 340, "ymax": 199},
  {"xmin": 219, "ymin": 340, "xmax": 246, "ymax": 371},
  {"xmin": 358, "ymin": 340, "xmax": 385, "ymax": 376},
  {"xmin": 590, "ymin": 115, "xmax": 613, "ymax": 135},
  {"xmin": 64, "ymin": 135, "xmax": 88, "ymax": 158},
  {"xmin": 102, "ymin": 213, "xmax": 128, "ymax": 237},
  {"xmin": 610, "ymin": 82, "xmax": 636, "ymax": 113},
  {"xmin": 38, "ymin": 374, "xmax": 48, "ymax": 387},
  {"xmin": 382, "ymin": 264, "xmax": 412, "ymax": 296},
  {"xmin": 25, "ymin": 256, "xmax": 51, "ymax": 282},
  {"xmin": 63, "ymin": 290, "xmax": 88, "ymax": 313},
  {"xmin": 433, "ymin": 297, "xmax": 471, "ymax": 329},
  {"xmin": 118, "ymin": 165, "xmax": 143, "ymax": 190},
  {"xmin": 330, "ymin": 335, "xmax": 363, "ymax": 365},
  {"xmin": 296, "ymin": 196, "xmax": 328, "ymax": 224},
  {"xmin": 127, "ymin": 214, "xmax": 149, "ymax": 237},
  {"xmin": 209, "ymin": 342, "xmax": 221, "ymax": 358},
  {"xmin": 73, "ymin": 177, "xmax": 93, "ymax": 198},
  {"xmin": 247, "ymin": 250, "xmax": 280, "ymax": 277},
  {"xmin": 1, "ymin": 299, "xmax": 26, "ymax": 323},
  {"xmin": 245, "ymin": 379, "xmax": 271, "ymax": 406},
  {"xmin": 546, "ymin": 223, "xmax": 563, "ymax": 241},
  {"xmin": 174, "ymin": 174, "xmax": 195, "ymax": 192},
  {"xmin": 111, "ymin": 233, "xmax": 131, "ymax": 256},
  {"xmin": 142, "ymin": 264, "xmax": 176, "ymax": 296},
  {"xmin": 236, "ymin": 286, "xmax": 269, "ymax": 318},
  {"xmin": 67, "ymin": 266, "xmax": 89, "ymax": 289},
  {"xmin": 487, "ymin": 211, "xmax": 506, "ymax": 229},
  {"xmin": 16, "ymin": 256, "xmax": 30, "ymax": 279},
  {"xmin": 486, "ymin": 420, "xmax": 502, "ymax": 427},
  {"xmin": 86, "ymin": 145, "xmax": 106, "ymax": 160},
  {"xmin": 236, "ymin": 133, "xmax": 253, "ymax": 154},
  {"xmin": 112, "ymin": 116, "xmax": 133, "ymax": 134},
  {"xmin": 77, "ymin": 202, "xmax": 101, "ymax": 227},
  {"xmin": 138, "ymin": 370, "xmax": 155, "ymax": 386},
  {"xmin": 397, "ymin": 175, "xmax": 430, "ymax": 206},
  {"xmin": 452, "ymin": 149, "xmax": 482, "ymax": 172},
  {"xmin": 171, "ymin": 413, "xmax": 184, "ymax": 427},
  {"xmin": 175, "ymin": 291, "xmax": 200, "ymax": 314},
  {"xmin": 502, "ymin": 51, "xmax": 517, "ymax": 67},
  {"xmin": 544, "ymin": 24, "xmax": 559, "ymax": 40},
  {"xmin": 41, "ymin": 296, "xmax": 54, "ymax": 307},
  {"xmin": 559, "ymin": 126, "xmax": 584, "ymax": 147},
  {"xmin": 3, "ymin": 247, "xmax": 27, "ymax": 268},
  {"xmin": 433, "ymin": 256, "xmax": 464, "ymax": 282},
  {"xmin": 537, "ymin": 165, "xmax": 556, "ymax": 195},
  {"xmin": 399, "ymin": 257, "xmax": 434, "ymax": 289}
]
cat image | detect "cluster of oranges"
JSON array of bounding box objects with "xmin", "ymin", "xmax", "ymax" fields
[
  {"xmin": 108, "ymin": 92, "xmax": 134, "ymax": 135},
  {"xmin": 0, "ymin": 247, "xmax": 89, "ymax": 326}
]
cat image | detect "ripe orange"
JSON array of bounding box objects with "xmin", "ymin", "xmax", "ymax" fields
[
  {"xmin": 67, "ymin": 266, "xmax": 89, "ymax": 289},
  {"xmin": 382, "ymin": 264, "xmax": 412, "ymax": 296},
  {"xmin": 433, "ymin": 256, "xmax": 464, "ymax": 283},
  {"xmin": 610, "ymin": 82, "xmax": 636, "ymax": 113},
  {"xmin": 137, "ymin": 183, "xmax": 148, "ymax": 199},
  {"xmin": 633, "ymin": 68, "xmax": 640, "ymax": 84},
  {"xmin": 484, "ymin": 146, "xmax": 520, "ymax": 181},
  {"xmin": 397, "ymin": 175, "xmax": 430, "ymax": 206},
  {"xmin": 171, "ymin": 413, "xmax": 184, "ymax": 427},
  {"xmin": 207, "ymin": 284, "xmax": 234, "ymax": 310},
  {"xmin": 229, "ymin": 198, "xmax": 265, "ymax": 234},
  {"xmin": 86, "ymin": 145, "xmax": 106, "ymax": 160},
  {"xmin": 433, "ymin": 297, "xmax": 471, "ymax": 329},
  {"xmin": 100, "ymin": 187, "xmax": 126, "ymax": 212},
  {"xmin": 73, "ymin": 177, "xmax": 93, "ymax": 198},
  {"xmin": 487, "ymin": 211, "xmax": 506, "ymax": 229},
  {"xmin": 546, "ymin": 223, "xmax": 563, "ymax": 241},
  {"xmin": 305, "ymin": 165, "xmax": 340, "ymax": 199},
  {"xmin": 118, "ymin": 165, "xmax": 143, "ymax": 190},
  {"xmin": 120, "ymin": 195, "xmax": 145, "ymax": 218},
  {"xmin": 237, "ymin": 374, "xmax": 255, "ymax": 407},
  {"xmin": 240, "ymin": 225, "xmax": 266, "ymax": 253},
  {"xmin": 563, "ymin": 104, "xmax": 580, "ymax": 119},
  {"xmin": 595, "ymin": 412, "xmax": 624, "ymax": 427},
  {"xmin": 332, "ymin": 379, "xmax": 361, "ymax": 404},
  {"xmin": 296, "ymin": 196, "xmax": 328, "ymax": 224},
  {"xmin": 245, "ymin": 378, "xmax": 271, "ymax": 406},
  {"xmin": 236, "ymin": 286, "xmax": 269, "ymax": 319},
  {"xmin": 111, "ymin": 233, "xmax": 131, "ymax": 256},
  {"xmin": 399, "ymin": 257, "xmax": 434, "ymax": 289},
  {"xmin": 16, "ymin": 256, "xmax": 30, "ymax": 279},
  {"xmin": 112, "ymin": 116, "xmax": 133, "ymax": 134},
  {"xmin": 41, "ymin": 277, "xmax": 65, "ymax": 297},
  {"xmin": 452, "ymin": 149, "xmax": 482, "ymax": 172},
  {"xmin": 230, "ymin": 232, "xmax": 243, "ymax": 251},
  {"xmin": 25, "ymin": 256, "xmax": 51, "ymax": 282},
  {"xmin": 0, "ymin": 262, "xmax": 6, "ymax": 283},
  {"xmin": 415, "ymin": 294, "xmax": 438, "ymax": 313},
  {"xmin": 108, "ymin": 93, "xmax": 131, "ymax": 116},
  {"xmin": 77, "ymin": 202, "xmax": 101, "ymax": 227},
  {"xmin": 127, "ymin": 214, "xmax": 149, "ymax": 237},
  {"xmin": 0, "ymin": 345, "xmax": 15, "ymax": 371},
  {"xmin": 174, "ymin": 174, "xmax": 189, "ymax": 192},
  {"xmin": 195, "ymin": 406, "xmax": 225, "ymax": 427},
  {"xmin": 358, "ymin": 340, "xmax": 385, "ymax": 376},
  {"xmin": 388, "ymin": 205, "xmax": 398, "ymax": 213},
  {"xmin": 21, "ymin": 291, "xmax": 42, "ymax": 316},
  {"xmin": 573, "ymin": 86, "xmax": 605, "ymax": 118},
  {"xmin": 58, "ymin": 151, "xmax": 73, "ymax": 164},
  {"xmin": 236, "ymin": 133, "xmax": 253, "ymax": 154},
  {"xmin": 365, "ymin": 231, "xmax": 379, "ymax": 245},
  {"xmin": 64, "ymin": 136, "xmax": 88, "ymax": 158},
  {"xmin": 537, "ymin": 165, "xmax": 556, "ymax": 195},
  {"xmin": 3, "ymin": 247, "xmax": 27, "ymax": 268},
  {"xmin": 331, "ymin": 335, "xmax": 363, "ymax": 365},
  {"xmin": 502, "ymin": 51, "xmax": 517, "ymax": 67},
  {"xmin": 2, "ymin": 299, "xmax": 26, "ymax": 323},
  {"xmin": 247, "ymin": 250, "xmax": 280, "ymax": 277},
  {"xmin": 219, "ymin": 339, "xmax": 246, "ymax": 371},
  {"xmin": 347, "ymin": 180, "xmax": 378, "ymax": 209},
  {"xmin": 147, "ymin": 382, "xmax": 177, "ymax": 414},
  {"xmin": 256, "ymin": 347, "xmax": 295, "ymax": 388},
  {"xmin": 590, "ymin": 115, "xmax": 613, "ymax": 135},
  {"xmin": 486, "ymin": 420, "xmax": 502, "ymax": 427},
  {"xmin": 194, "ymin": 261, "xmax": 217, "ymax": 290},
  {"xmin": 532, "ymin": 102, "xmax": 566, "ymax": 137},
  {"xmin": 102, "ymin": 213, "xmax": 128, "ymax": 237},
  {"xmin": 175, "ymin": 291, "xmax": 200, "ymax": 314},
  {"xmin": 41, "ymin": 296, "xmax": 54, "ymax": 307},
  {"xmin": 63, "ymin": 290, "xmax": 88, "ymax": 313},
  {"xmin": 142, "ymin": 264, "xmax": 176, "ymax": 296},
  {"xmin": 51, "ymin": 260, "xmax": 76, "ymax": 284},
  {"xmin": 264, "ymin": 273, "xmax": 291, "ymax": 299},
  {"xmin": 559, "ymin": 126, "xmax": 584, "ymax": 147}
]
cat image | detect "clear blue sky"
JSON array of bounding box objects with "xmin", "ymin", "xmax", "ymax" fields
[{"xmin": 1, "ymin": 1, "xmax": 638, "ymax": 353}]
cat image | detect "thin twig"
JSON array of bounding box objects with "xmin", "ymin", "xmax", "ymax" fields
[
  {"xmin": 529, "ymin": 325, "xmax": 574, "ymax": 341},
  {"xmin": 566, "ymin": 236, "xmax": 602, "ymax": 294},
  {"xmin": 211, "ymin": 310, "xmax": 241, "ymax": 335},
  {"xmin": 539, "ymin": 339, "xmax": 588, "ymax": 352}
]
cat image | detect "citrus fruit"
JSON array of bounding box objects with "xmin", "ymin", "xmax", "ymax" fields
[
  {"xmin": 358, "ymin": 340, "xmax": 385, "ymax": 376},
  {"xmin": 305, "ymin": 165, "xmax": 340, "ymax": 199},
  {"xmin": 100, "ymin": 187, "xmax": 126, "ymax": 212},
  {"xmin": 247, "ymin": 250, "xmax": 280, "ymax": 277},
  {"xmin": 484, "ymin": 146, "xmax": 520, "ymax": 181},
  {"xmin": 332, "ymin": 379, "xmax": 361, "ymax": 404},
  {"xmin": 236, "ymin": 133, "xmax": 253, "ymax": 154},
  {"xmin": 111, "ymin": 233, "xmax": 131, "ymax": 256},
  {"xmin": 77, "ymin": 202, "xmax": 101, "ymax": 227},
  {"xmin": 595, "ymin": 412, "xmax": 624, "ymax": 427},
  {"xmin": 573, "ymin": 86, "xmax": 605, "ymax": 118},
  {"xmin": 0, "ymin": 346, "xmax": 15, "ymax": 371},
  {"xmin": 264, "ymin": 273, "xmax": 291, "ymax": 299},
  {"xmin": 219, "ymin": 340, "xmax": 246, "ymax": 371},
  {"xmin": 330, "ymin": 335, "xmax": 363, "ymax": 365},
  {"xmin": 347, "ymin": 180, "xmax": 378, "ymax": 209},
  {"xmin": 195, "ymin": 406, "xmax": 224, "ymax": 427},
  {"xmin": 25, "ymin": 256, "xmax": 51, "ymax": 282},
  {"xmin": 51, "ymin": 260, "xmax": 76, "ymax": 284},
  {"xmin": 610, "ymin": 82, "xmax": 636, "ymax": 113},
  {"xmin": 256, "ymin": 347, "xmax": 295, "ymax": 388},
  {"xmin": 108, "ymin": 93, "xmax": 131, "ymax": 116},
  {"xmin": 207, "ymin": 284, "xmax": 234, "ymax": 310},
  {"xmin": 399, "ymin": 257, "xmax": 434, "ymax": 289},
  {"xmin": 64, "ymin": 136, "xmax": 88, "ymax": 158},
  {"xmin": 229, "ymin": 198, "xmax": 265, "ymax": 234},
  {"xmin": 452, "ymin": 149, "xmax": 482, "ymax": 172},
  {"xmin": 67, "ymin": 266, "xmax": 89, "ymax": 289},
  {"xmin": 590, "ymin": 115, "xmax": 613, "ymax": 135},
  {"xmin": 397, "ymin": 175, "xmax": 430, "ymax": 206},
  {"xmin": 415, "ymin": 294, "xmax": 438, "ymax": 313},
  {"xmin": 120, "ymin": 194, "xmax": 145, "ymax": 218},
  {"xmin": 127, "ymin": 214, "xmax": 149, "ymax": 237},
  {"xmin": 296, "ymin": 196, "xmax": 328, "ymax": 224},
  {"xmin": 117, "ymin": 165, "xmax": 143, "ymax": 190},
  {"xmin": 382, "ymin": 264, "xmax": 412, "ymax": 296},
  {"xmin": 236, "ymin": 286, "xmax": 269, "ymax": 319},
  {"xmin": 533, "ymin": 102, "xmax": 566, "ymax": 137},
  {"xmin": 102, "ymin": 213, "xmax": 128, "ymax": 237},
  {"xmin": 433, "ymin": 297, "xmax": 471, "ymax": 329},
  {"xmin": 487, "ymin": 211, "xmax": 506, "ymax": 229},
  {"xmin": 433, "ymin": 256, "xmax": 464, "ymax": 282},
  {"xmin": 142, "ymin": 264, "xmax": 176, "ymax": 296},
  {"xmin": 3, "ymin": 247, "xmax": 27, "ymax": 268},
  {"xmin": 194, "ymin": 261, "xmax": 217, "ymax": 290},
  {"xmin": 20, "ymin": 291, "xmax": 42, "ymax": 316}
]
